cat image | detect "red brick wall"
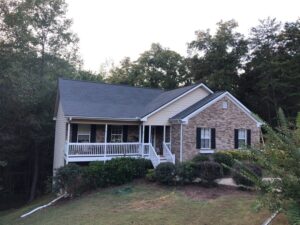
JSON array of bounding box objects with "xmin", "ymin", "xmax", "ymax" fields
[{"xmin": 171, "ymin": 96, "xmax": 261, "ymax": 162}]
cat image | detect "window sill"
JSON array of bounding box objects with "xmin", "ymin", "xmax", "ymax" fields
[{"xmin": 199, "ymin": 149, "xmax": 215, "ymax": 154}]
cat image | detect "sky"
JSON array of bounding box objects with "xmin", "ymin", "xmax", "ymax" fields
[{"xmin": 65, "ymin": 0, "xmax": 300, "ymax": 72}]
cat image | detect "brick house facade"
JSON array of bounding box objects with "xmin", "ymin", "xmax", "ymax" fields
[{"xmin": 171, "ymin": 96, "xmax": 261, "ymax": 162}]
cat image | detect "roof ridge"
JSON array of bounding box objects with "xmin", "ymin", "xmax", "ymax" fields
[{"xmin": 59, "ymin": 77, "xmax": 164, "ymax": 91}]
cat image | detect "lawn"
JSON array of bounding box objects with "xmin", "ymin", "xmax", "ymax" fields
[{"xmin": 0, "ymin": 181, "xmax": 288, "ymax": 225}]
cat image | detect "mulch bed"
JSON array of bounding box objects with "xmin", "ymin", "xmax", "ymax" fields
[{"xmin": 178, "ymin": 184, "xmax": 255, "ymax": 200}]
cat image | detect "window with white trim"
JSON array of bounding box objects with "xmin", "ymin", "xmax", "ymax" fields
[
  {"xmin": 77, "ymin": 124, "xmax": 91, "ymax": 143},
  {"xmin": 222, "ymin": 101, "xmax": 228, "ymax": 109},
  {"xmin": 201, "ymin": 128, "xmax": 211, "ymax": 149},
  {"xmin": 238, "ymin": 129, "xmax": 247, "ymax": 148},
  {"xmin": 111, "ymin": 125, "xmax": 123, "ymax": 143}
]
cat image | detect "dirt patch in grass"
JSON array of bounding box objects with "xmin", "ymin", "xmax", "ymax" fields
[
  {"xmin": 126, "ymin": 192, "xmax": 176, "ymax": 211},
  {"xmin": 179, "ymin": 184, "xmax": 255, "ymax": 200}
]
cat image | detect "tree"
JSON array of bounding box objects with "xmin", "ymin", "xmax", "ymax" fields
[
  {"xmin": 107, "ymin": 43, "xmax": 190, "ymax": 89},
  {"xmin": 187, "ymin": 20, "xmax": 247, "ymax": 94},
  {"xmin": 239, "ymin": 18, "xmax": 300, "ymax": 125},
  {"xmin": 250, "ymin": 109, "xmax": 300, "ymax": 224},
  {"xmin": 0, "ymin": 0, "xmax": 81, "ymax": 203}
]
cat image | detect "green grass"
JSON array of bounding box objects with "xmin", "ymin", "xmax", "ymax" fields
[{"xmin": 0, "ymin": 181, "xmax": 288, "ymax": 225}]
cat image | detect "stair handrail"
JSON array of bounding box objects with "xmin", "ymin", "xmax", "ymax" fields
[
  {"xmin": 148, "ymin": 143, "xmax": 160, "ymax": 167},
  {"xmin": 163, "ymin": 142, "xmax": 175, "ymax": 164}
]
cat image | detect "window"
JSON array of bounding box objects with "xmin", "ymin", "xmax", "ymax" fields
[
  {"xmin": 201, "ymin": 128, "xmax": 211, "ymax": 149},
  {"xmin": 222, "ymin": 101, "xmax": 228, "ymax": 109},
  {"xmin": 77, "ymin": 124, "xmax": 91, "ymax": 143},
  {"xmin": 111, "ymin": 125, "xmax": 123, "ymax": 143},
  {"xmin": 238, "ymin": 129, "xmax": 247, "ymax": 148}
]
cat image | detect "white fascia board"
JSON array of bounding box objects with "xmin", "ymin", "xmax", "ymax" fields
[
  {"xmin": 64, "ymin": 116, "xmax": 140, "ymax": 122},
  {"xmin": 182, "ymin": 92, "xmax": 263, "ymax": 126},
  {"xmin": 182, "ymin": 92, "xmax": 227, "ymax": 122},
  {"xmin": 141, "ymin": 83, "xmax": 213, "ymax": 121}
]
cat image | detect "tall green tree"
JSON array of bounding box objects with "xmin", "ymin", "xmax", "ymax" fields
[
  {"xmin": 187, "ymin": 20, "xmax": 247, "ymax": 94},
  {"xmin": 239, "ymin": 18, "xmax": 300, "ymax": 125},
  {"xmin": 0, "ymin": 0, "xmax": 82, "ymax": 203},
  {"xmin": 107, "ymin": 43, "xmax": 190, "ymax": 89},
  {"xmin": 250, "ymin": 110, "xmax": 300, "ymax": 224}
]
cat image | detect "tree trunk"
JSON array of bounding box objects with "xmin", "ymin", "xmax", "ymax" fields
[{"xmin": 29, "ymin": 143, "xmax": 39, "ymax": 202}]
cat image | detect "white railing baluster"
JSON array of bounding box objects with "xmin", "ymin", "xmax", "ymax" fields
[{"xmin": 163, "ymin": 142, "xmax": 175, "ymax": 164}]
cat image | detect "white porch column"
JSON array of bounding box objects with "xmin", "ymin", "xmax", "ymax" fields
[
  {"xmin": 141, "ymin": 124, "xmax": 144, "ymax": 157},
  {"xmin": 67, "ymin": 122, "xmax": 71, "ymax": 143},
  {"xmin": 104, "ymin": 124, "xmax": 107, "ymax": 159},
  {"xmin": 66, "ymin": 122, "xmax": 71, "ymax": 164},
  {"xmin": 149, "ymin": 125, "xmax": 151, "ymax": 144},
  {"xmin": 163, "ymin": 125, "xmax": 166, "ymax": 143}
]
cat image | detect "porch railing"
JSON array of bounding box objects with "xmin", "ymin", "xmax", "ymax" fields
[
  {"xmin": 146, "ymin": 143, "xmax": 160, "ymax": 167},
  {"xmin": 64, "ymin": 142, "xmax": 173, "ymax": 167},
  {"xmin": 163, "ymin": 142, "xmax": 175, "ymax": 164},
  {"xmin": 67, "ymin": 142, "xmax": 140, "ymax": 158}
]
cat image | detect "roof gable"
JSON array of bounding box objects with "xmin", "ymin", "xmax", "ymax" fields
[{"xmin": 170, "ymin": 91, "xmax": 263, "ymax": 126}]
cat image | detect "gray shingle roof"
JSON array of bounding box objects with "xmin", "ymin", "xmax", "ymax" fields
[
  {"xmin": 170, "ymin": 91, "xmax": 226, "ymax": 120},
  {"xmin": 58, "ymin": 78, "xmax": 202, "ymax": 120}
]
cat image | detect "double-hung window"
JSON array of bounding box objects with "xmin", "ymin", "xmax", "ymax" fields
[
  {"xmin": 111, "ymin": 126, "xmax": 123, "ymax": 143},
  {"xmin": 238, "ymin": 129, "xmax": 247, "ymax": 148},
  {"xmin": 77, "ymin": 124, "xmax": 91, "ymax": 143},
  {"xmin": 201, "ymin": 128, "xmax": 211, "ymax": 149}
]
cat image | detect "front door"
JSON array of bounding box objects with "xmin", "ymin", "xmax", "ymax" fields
[{"xmin": 151, "ymin": 126, "xmax": 163, "ymax": 155}]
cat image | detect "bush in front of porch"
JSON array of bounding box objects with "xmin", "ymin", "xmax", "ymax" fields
[{"xmin": 53, "ymin": 158, "xmax": 153, "ymax": 197}]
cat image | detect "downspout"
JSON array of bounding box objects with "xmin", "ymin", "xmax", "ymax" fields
[{"xmin": 180, "ymin": 123, "xmax": 183, "ymax": 162}]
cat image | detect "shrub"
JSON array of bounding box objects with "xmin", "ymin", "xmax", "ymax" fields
[
  {"xmin": 232, "ymin": 162, "xmax": 262, "ymax": 187},
  {"xmin": 132, "ymin": 158, "xmax": 153, "ymax": 178},
  {"xmin": 53, "ymin": 158, "xmax": 153, "ymax": 196},
  {"xmin": 53, "ymin": 164, "xmax": 85, "ymax": 197},
  {"xmin": 220, "ymin": 150, "xmax": 257, "ymax": 161},
  {"xmin": 145, "ymin": 169, "xmax": 156, "ymax": 182},
  {"xmin": 104, "ymin": 158, "xmax": 136, "ymax": 185},
  {"xmin": 212, "ymin": 152, "xmax": 234, "ymax": 175},
  {"xmin": 192, "ymin": 154, "xmax": 210, "ymax": 163},
  {"xmin": 196, "ymin": 161, "xmax": 223, "ymax": 186},
  {"xmin": 155, "ymin": 162, "xmax": 176, "ymax": 185},
  {"xmin": 176, "ymin": 161, "xmax": 196, "ymax": 184},
  {"xmin": 84, "ymin": 162, "xmax": 107, "ymax": 189}
]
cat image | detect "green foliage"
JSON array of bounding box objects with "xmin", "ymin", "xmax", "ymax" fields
[
  {"xmin": 145, "ymin": 169, "xmax": 156, "ymax": 182},
  {"xmin": 196, "ymin": 161, "xmax": 223, "ymax": 186},
  {"xmin": 132, "ymin": 158, "xmax": 153, "ymax": 178},
  {"xmin": 107, "ymin": 43, "xmax": 190, "ymax": 89},
  {"xmin": 53, "ymin": 158, "xmax": 152, "ymax": 196},
  {"xmin": 176, "ymin": 161, "xmax": 196, "ymax": 184},
  {"xmin": 53, "ymin": 164, "xmax": 85, "ymax": 197},
  {"xmin": 218, "ymin": 150, "xmax": 257, "ymax": 161},
  {"xmin": 192, "ymin": 154, "xmax": 210, "ymax": 163},
  {"xmin": 239, "ymin": 18, "xmax": 300, "ymax": 125},
  {"xmin": 251, "ymin": 110, "xmax": 300, "ymax": 220},
  {"xmin": 104, "ymin": 158, "xmax": 151, "ymax": 185},
  {"xmin": 212, "ymin": 152, "xmax": 234, "ymax": 175},
  {"xmin": 84, "ymin": 162, "xmax": 107, "ymax": 189},
  {"xmin": 155, "ymin": 162, "xmax": 176, "ymax": 185},
  {"xmin": 232, "ymin": 162, "xmax": 262, "ymax": 187},
  {"xmin": 286, "ymin": 202, "xmax": 300, "ymax": 225},
  {"xmin": 188, "ymin": 20, "xmax": 247, "ymax": 94}
]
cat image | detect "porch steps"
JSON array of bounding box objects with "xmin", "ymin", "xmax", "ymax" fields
[{"xmin": 159, "ymin": 156, "xmax": 167, "ymax": 163}]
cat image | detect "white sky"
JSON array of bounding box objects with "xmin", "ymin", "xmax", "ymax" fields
[{"xmin": 65, "ymin": 0, "xmax": 300, "ymax": 72}]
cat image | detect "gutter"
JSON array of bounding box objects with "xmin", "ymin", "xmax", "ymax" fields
[{"xmin": 65, "ymin": 116, "xmax": 141, "ymax": 122}]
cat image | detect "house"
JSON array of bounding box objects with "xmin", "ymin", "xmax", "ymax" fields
[{"xmin": 53, "ymin": 78, "xmax": 263, "ymax": 171}]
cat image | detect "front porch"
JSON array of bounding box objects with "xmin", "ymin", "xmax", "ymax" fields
[{"xmin": 64, "ymin": 123, "xmax": 174, "ymax": 167}]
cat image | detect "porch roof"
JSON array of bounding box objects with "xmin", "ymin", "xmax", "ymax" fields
[{"xmin": 58, "ymin": 78, "xmax": 208, "ymax": 120}]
